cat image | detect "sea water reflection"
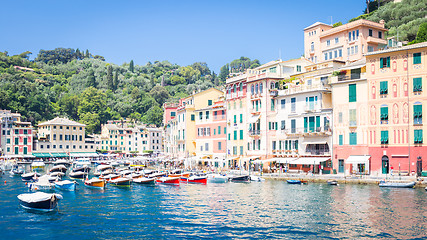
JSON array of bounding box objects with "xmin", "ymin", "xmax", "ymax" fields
[{"xmin": 0, "ymin": 175, "xmax": 426, "ymax": 239}]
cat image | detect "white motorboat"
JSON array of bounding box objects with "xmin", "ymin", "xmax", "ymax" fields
[
  {"xmin": 18, "ymin": 192, "xmax": 62, "ymax": 211},
  {"xmin": 29, "ymin": 175, "xmax": 55, "ymax": 190},
  {"xmin": 207, "ymin": 174, "xmax": 228, "ymax": 183}
]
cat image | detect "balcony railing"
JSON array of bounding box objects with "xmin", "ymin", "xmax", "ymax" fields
[
  {"xmin": 281, "ymin": 84, "xmax": 330, "ymax": 95},
  {"xmin": 304, "ymin": 103, "xmax": 320, "ymax": 112},
  {"xmin": 337, "ymin": 72, "xmax": 366, "ymax": 81},
  {"xmin": 249, "ymin": 130, "xmax": 261, "ymax": 136}
]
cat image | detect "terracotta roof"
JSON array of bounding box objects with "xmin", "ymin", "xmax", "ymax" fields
[{"xmin": 38, "ymin": 117, "xmax": 85, "ymax": 127}]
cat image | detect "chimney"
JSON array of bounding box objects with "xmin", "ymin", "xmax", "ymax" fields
[{"xmin": 379, "ymin": 19, "xmax": 385, "ymax": 27}]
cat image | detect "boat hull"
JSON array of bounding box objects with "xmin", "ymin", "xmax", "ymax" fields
[
  {"xmin": 110, "ymin": 178, "xmax": 132, "ymax": 187},
  {"xmin": 18, "ymin": 193, "xmax": 61, "ymax": 212},
  {"xmin": 181, "ymin": 176, "xmax": 207, "ymax": 184},
  {"xmin": 133, "ymin": 178, "xmax": 155, "ymax": 184},
  {"xmin": 54, "ymin": 181, "xmax": 76, "ymax": 191},
  {"xmin": 229, "ymin": 175, "xmax": 250, "ymax": 182},
  {"xmin": 379, "ymin": 181, "xmax": 416, "ymax": 188},
  {"xmin": 69, "ymin": 171, "xmax": 86, "ymax": 179},
  {"xmin": 287, "ymin": 180, "xmax": 302, "ymax": 184},
  {"xmin": 84, "ymin": 179, "xmax": 106, "ymax": 189},
  {"xmin": 156, "ymin": 177, "xmax": 180, "ymax": 185}
]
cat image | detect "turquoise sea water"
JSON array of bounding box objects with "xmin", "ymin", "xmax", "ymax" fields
[{"xmin": 0, "ymin": 172, "xmax": 426, "ymax": 240}]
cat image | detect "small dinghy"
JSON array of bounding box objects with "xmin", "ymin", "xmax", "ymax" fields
[
  {"xmin": 229, "ymin": 175, "xmax": 250, "ymax": 182},
  {"xmin": 287, "ymin": 179, "xmax": 302, "ymax": 184},
  {"xmin": 156, "ymin": 176, "xmax": 180, "ymax": 185},
  {"xmin": 72, "ymin": 166, "xmax": 90, "ymax": 173},
  {"xmin": 29, "ymin": 175, "xmax": 55, "ymax": 190},
  {"xmin": 207, "ymin": 174, "xmax": 228, "ymax": 183},
  {"xmin": 181, "ymin": 175, "xmax": 208, "ymax": 184},
  {"xmin": 100, "ymin": 173, "xmax": 120, "ymax": 181},
  {"xmin": 327, "ymin": 180, "xmax": 338, "ymax": 185},
  {"xmin": 148, "ymin": 172, "xmax": 166, "ymax": 178},
  {"xmin": 10, "ymin": 165, "xmax": 24, "ymax": 176},
  {"xmin": 84, "ymin": 177, "xmax": 106, "ymax": 189},
  {"xmin": 69, "ymin": 171, "xmax": 86, "ymax": 179},
  {"xmin": 50, "ymin": 165, "xmax": 67, "ymax": 173},
  {"xmin": 21, "ymin": 172, "xmax": 41, "ymax": 182},
  {"xmin": 250, "ymin": 175, "xmax": 265, "ymax": 182},
  {"xmin": 54, "ymin": 180, "xmax": 76, "ymax": 191},
  {"xmin": 110, "ymin": 177, "xmax": 132, "ymax": 187},
  {"xmin": 133, "ymin": 177, "xmax": 155, "ymax": 184},
  {"xmin": 379, "ymin": 181, "xmax": 416, "ymax": 188},
  {"xmin": 18, "ymin": 192, "xmax": 62, "ymax": 211}
]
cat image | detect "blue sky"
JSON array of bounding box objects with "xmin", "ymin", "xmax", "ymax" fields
[{"xmin": 1, "ymin": 0, "xmax": 365, "ymax": 72}]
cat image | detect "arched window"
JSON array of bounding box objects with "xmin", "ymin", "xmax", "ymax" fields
[
  {"xmin": 233, "ymin": 84, "xmax": 237, "ymax": 93},
  {"xmin": 259, "ymin": 83, "xmax": 263, "ymax": 93},
  {"xmin": 270, "ymin": 82, "xmax": 275, "ymax": 89},
  {"xmin": 255, "ymin": 84, "xmax": 259, "ymax": 94},
  {"xmin": 239, "ymin": 82, "xmax": 243, "ymax": 91},
  {"xmin": 251, "ymin": 85, "xmax": 254, "ymax": 95}
]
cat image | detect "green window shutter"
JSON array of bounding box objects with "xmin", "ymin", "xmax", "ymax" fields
[
  {"xmin": 295, "ymin": 140, "xmax": 298, "ymax": 150},
  {"xmin": 285, "ymin": 140, "xmax": 288, "ymax": 150},
  {"xmin": 349, "ymin": 84, "xmax": 356, "ymax": 102},
  {"xmin": 234, "ymin": 115, "xmax": 236, "ymax": 123},
  {"xmin": 420, "ymin": 130, "xmax": 423, "ymax": 143},
  {"xmin": 413, "ymin": 53, "xmax": 421, "ymax": 65},
  {"xmin": 208, "ymin": 100, "xmax": 212, "ymax": 106},
  {"xmin": 316, "ymin": 116, "xmax": 320, "ymax": 130},
  {"xmin": 413, "ymin": 77, "xmax": 422, "ymax": 92},
  {"xmin": 228, "ymin": 134, "xmax": 230, "ymax": 140},
  {"xmin": 224, "ymin": 127, "xmax": 226, "ymax": 134},
  {"xmin": 386, "ymin": 57, "xmax": 390, "ymax": 68},
  {"xmin": 380, "ymin": 58, "xmax": 384, "ymax": 68},
  {"xmin": 304, "ymin": 117, "xmax": 308, "ymax": 132},
  {"xmin": 276, "ymin": 122, "xmax": 278, "ymax": 130},
  {"xmin": 385, "ymin": 131, "xmax": 389, "ymax": 143},
  {"xmin": 218, "ymin": 126, "xmax": 221, "ymax": 135},
  {"xmin": 268, "ymin": 122, "xmax": 271, "ymax": 130},
  {"xmin": 240, "ymin": 114, "xmax": 243, "ymax": 123},
  {"xmin": 240, "ymin": 130, "xmax": 243, "ymax": 140},
  {"xmin": 339, "ymin": 135, "xmax": 343, "ymax": 145},
  {"xmin": 414, "ymin": 130, "xmax": 419, "ymax": 143},
  {"xmin": 214, "ymin": 129, "xmax": 216, "ymax": 135},
  {"xmin": 271, "ymin": 99, "xmax": 275, "ymax": 111},
  {"xmin": 233, "ymin": 130, "xmax": 237, "ymax": 140},
  {"xmin": 309, "ymin": 117, "xmax": 315, "ymax": 132},
  {"xmin": 384, "ymin": 81, "xmax": 388, "ymax": 94}
]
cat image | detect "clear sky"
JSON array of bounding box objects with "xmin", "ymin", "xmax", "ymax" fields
[{"xmin": 1, "ymin": 0, "xmax": 366, "ymax": 72}]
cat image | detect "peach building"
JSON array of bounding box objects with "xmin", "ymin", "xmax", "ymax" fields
[
  {"xmin": 162, "ymin": 103, "xmax": 178, "ymax": 126},
  {"xmin": 194, "ymin": 99, "xmax": 227, "ymax": 168},
  {"xmin": 304, "ymin": 19, "xmax": 387, "ymax": 64},
  {"xmin": 365, "ymin": 42, "xmax": 427, "ymax": 176}
]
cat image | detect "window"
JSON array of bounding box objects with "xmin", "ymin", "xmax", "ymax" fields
[
  {"xmin": 335, "ymin": 37, "xmax": 339, "ymax": 44},
  {"xmin": 280, "ymin": 99, "xmax": 286, "ymax": 109},
  {"xmin": 224, "ymin": 127, "xmax": 226, "ymax": 134},
  {"xmin": 326, "ymin": 40, "xmax": 330, "ymax": 46},
  {"xmin": 251, "ymin": 85, "xmax": 254, "ymax": 95},
  {"xmin": 349, "ymin": 132, "xmax": 357, "ymax": 145},
  {"xmin": 311, "ymin": 42, "xmax": 314, "ymax": 52},
  {"xmin": 355, "ymin": 45, "xmax": 358, "ymax": 54},
  {"xmin": 378, "ymin": 31, "xmax": 382, "ymax": 39},
  {"xmin": 239, "ymin": 82, "xmax": 243, "ymax": 91},
  {"xmin": 349, "ymin": 84, "xmax": 356, "ymax": 102},
  {"xmin": 349, "ymin": 109, "xmax": 357, "ymax": 126},
  {"xmin": 240, "ymin": 146, "xmax": 243, "ymax": 155},
  {"xmin": 339, "ymin": 135, "xmax": 343, "ymax": 146},
  {"xmin": 291, "ymin": 119, "xmax": 296, "ymax": 133},
  {"xmin": 234, "ymin": 115, "xmax": 237, "ymax": 124},
  {"xmin": 269, "ymin": 67, "xmax": 277, "ymax": 73},
  {"xmin": 369, "ymin": 29, "xmax": 373, "ymax": 37},
  {"xmin": 324, "ymin": 53, "xmax": 328, "ymax": 61},
  {"xmin": 14, "ymin": 137, "xmax": 18, "ymax": 145},
  {"xmin": 208, "ymin": 100, "xmax": 212, "ymax": 106},
  {"xmin": 380, "ymin": 81, "xmax": 388, "ymax": 95},
  {"xmin": 329, "ymin": 52, "xmax": 332, "ymax": 59},
  {"xmin": 14, "ymin": 147, "xmax": 18, "ymax": 154},
  {"xmin": 414, "ymin": 129, "xmax": 423, "ymax": 144},
  {"xmin": 205, "ymin": 143, "xmax": 209, "ymax": 151},
  {"xmin": 339, "ymin": 49, "xmax": 342, "ymax": 57},
  {"xmin": 368, "ymin": 46, "xmax": 374, "ymax": 52},
  {"xmin": 413, "ymin": 53, "xmax": 421, "ymax": 64},
  {"xmin": 380, "ymin": 57, "xmax": 390, "ymax": 68},
  {"xmin": 218, "ymin": 142, "xmax": 222, "ymax": 150},
  {"xmin": 281, "ymin": 120, "xmax": 286, "ymax": 130},
  {"xmin": 291, "ymin": 98, "xmax": 296, "ymax": 112},
  {"xmin": 255, "ymin": 84, "xmax": 259, "ymax": 94},
  {"xmin": 233, "ymin": 131, "xmax": 237, "ymax": 140},
  {"xmin": 414, "ymin": 104, "xmax": 422, "ymax": 124},
  {"xmin": 239, "ymin": 114, "xmax": 243, "ymax": 123},
  {"xmin": 206, "ymin": 111, "xmax": 209, "ymax": 120},
  {"xmin": 381, "ymin": 130, "xmax": 389, "ymax": 144},
  {"xmin": 271, "ymin": 99, "xmax": 275, "ymax": 111},
  {"xmin": 296, "ymin": 65, "xmax": 301, "ymax": 72},
  {"xmin": 199, "ymin": 112, "xmax": 203, "ymax": 120},
  {"xmin": 413, "ymin": 77, "xmax": 422, "ymax": 92},
  {"xmin": 23, "ymin": 138, "xmax": 27, "ymax": 145},
  {"xmin": 380, "ymin": 106, "xmax": 389, "ymax": 123},
  {"xmin": 191, "ymin": 114, "xmax": 195, "ymax": 121},
  {"xmin": 171, "ymin": 112, "xmax": 176, "ymax": 117},
  {"xmin": 240, "ymin": 130, "xmax": 243, "ymax": 140},
  {"xmin": 348, "ymin": 32, "xmax": 351, "ymax": 41},
  {"xmin": 259, "ymin": 83, "xmax": 263, "ymax": 93}
]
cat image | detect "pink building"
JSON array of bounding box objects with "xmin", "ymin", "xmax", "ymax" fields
[
  {"xmin": 0, "ymin": 110, "xmax": 33, "ymax": 158},
  {"xmin": 163, "ymin": 103, "xmax": 178, "ymax": 126},
  {"xmin": 304, "ymin": 19, "xmax": 388, "ymax": 64},
  {"xmin": 366, "ymin": 42, "xmax": 427, "ymax": 176}
]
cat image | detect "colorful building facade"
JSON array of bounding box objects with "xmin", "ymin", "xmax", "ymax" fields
[{"xmin": 0, "ymin": 110, "xmax": 33, "ymax": 158}]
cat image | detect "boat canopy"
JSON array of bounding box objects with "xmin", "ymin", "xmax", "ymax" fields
[{"xmin": 17, "ymin": 192, "xmax": 62, "ymax": 203}]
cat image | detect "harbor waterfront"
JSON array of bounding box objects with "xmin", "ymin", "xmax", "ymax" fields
[{"xmin": 1, "ymin": 169, "xmax": 427, "ymax": 239}]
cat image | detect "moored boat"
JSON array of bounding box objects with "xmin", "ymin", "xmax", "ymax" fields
[
  {"xmin": 287, "ymin": 179, "xmax": 302, "ymax": 184},
  {"xmin": 207, "ymin": 174, "xmax": 228, "ymax": 183},
  {"xmin": 250, "ymin": 175, "xmax": 265, "ymax": 182},
  {"xmin": 181, "ymin": 175, "xmax": 207, "ymax": 184},
  {"xmin": 18, "ymin": 192, "xmax": 62, "ymax": 211},
  {"xmin": 110, "ymin": 177, "xmax": 132, "ymax": 187},
  {"xmin": 69, "ymin": 171, "xmax": 86, "ymax": 179},
  {"xmin": 84, "ymin": 177, "xmax": 106, "ymax": 189},
  {"xmin": 21, "ymin": 172, "xmax": 41, "ymax": 182},
  {"xmin": 327, "ymin": 180, "xmax": 338, "ymax": 185},
  {"xmin": 54, "ymin": 180, "xmax": 76, "ymax": 191},
  {"xmin": 10, "ymin": 164, "xmax": 24, "ymax": 176},
  {"xmin": 379, "ymin": 181, "xmax": 416, "ymax": 188},
  {"xmin": 49, "ymin": 165, "xmax": 67, "ymax": 173},
  {"xmin": 229, "ymin": 175, "xmax": 250, "ymax": 182},
  {"xmin": 133, "ymin": 177, "xmax": 156, "ymax": 184},
  {"xmin": 29, "ymin": 175, "xmax": 55, "ymax": 190},
  {"xmin": 156, "ymin": 176, "xmax": 180, "ymax": 185},
  {"xmin": 99, "ymin": 173, "xmax": 120, "ymax": 181},
  {"xmin": 31, "ymin": 161, "xmax": 45, "ymax": 172}
]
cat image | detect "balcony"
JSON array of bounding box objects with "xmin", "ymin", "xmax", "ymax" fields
[
  {"xmin": 303, "ymin": 126, "xmax": 332, "ymax": 136},
  {"xmin": 304, "ymin": 103, "xmax": 320, "ymax": 112},
  {"xmin": 281, "ymin": 84, "xmax": 330, "ymax": 95},
  {"xmin": 249, "ymin": 130, "xmax": 261, "ymax": 136},
  {"xmin": 337, "ymin": 72, "xmax": 366, "ymax": 82},
  {"xmin": 270, "ymin": 90, "xmax": 278, "ymax": 97},
  {"xmin": 285, "ymin": 128, "xmax": 303, "ymax": 136},
  {"xmin": 366, "ymin": 36, "xmax": 387, "ymax": 45}
]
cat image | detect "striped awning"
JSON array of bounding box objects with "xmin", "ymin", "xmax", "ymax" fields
[
  {"xmin": 50, "ymin": 153, "xmax": 69, "ymax": 157},
  {"xmin": 32, "ymin": 153, "xmax": 52, "ymax": 158}
]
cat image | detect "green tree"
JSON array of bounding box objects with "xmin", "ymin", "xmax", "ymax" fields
[
  {"xmin": 150, "ymin": 86, "xmax": 170, "ymax": 105},
  {"xmin": 80, "ymin": 112, "xmax": 100, "ymax": 134},
  {"xmin": 106, "ymin": 65, "xmax": 114, "ymax": 90},
  {"xmin": 86, "ymin": 69, "xmax": 96, "ymax": 88},
  {"xmin": 415, "ymin": 22, "xmax": 427, "ymax": 43},
  {"xmin": 129, "ymin": 112, "xmax": 142, "ymax": 123},
  {"xmin": 333, "ymin": 22, "xmax": 343, "ymax": 28},
  {"xmin": 218, "ymin": 63, "xmax": 229, "ymax": 82},
  {"xmin": 142, "ymin": 105, "xmax": 163, "ymax": 126},
  {"xmin": 85, "ymin": 49, "xmax": 90, "ymax": 58},
  {"xmin": 113, "ymin": 71, "xmax": 119, "ymax": 90},
  {"xmin": 129, "ymin": 60, "xmax": 134, "ymax": 73}
]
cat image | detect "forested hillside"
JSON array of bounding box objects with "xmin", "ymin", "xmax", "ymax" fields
[{"xmin": 0, "ymin": 48, "xmax": 259, "ymax": 134}]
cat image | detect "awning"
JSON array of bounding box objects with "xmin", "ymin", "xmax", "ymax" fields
[
  {"xmin": 303, "ymin": 141, "xmax": 328, "ymax": 145},
  {"xmin": 346, "ymin": 155, "xmax": 370, "ymax": 164},
  {"xmin": 291, "ymin": 157, "xmax": 330, "ymax": 165},
  {"xmin": 242, "ymin": 156, "xmax": 261, "ymax": 161},
  {"xmin": 69, "ymin": 152, "xmax": 99, "ymax": 158},
  {"xmin": 253, "ymin": 159, "xmax": 274, "ymax": 164},
  {"xmin": 248, "ymin": 114, "xmax": 261, "ymax": 123},
  {"xmin": 23, "ymin": 155, "xmax": 36, "ymax": 158},
  {"xmin": 32, "ymin": 153, "xmax": 52, "ymax": 158},
  {"xmin": 50, "ymin": 153, "xmax": 69, "ymax": 158},
  {"xmin": 274, "ymin": 158, "xmax": 298, "ymax": 164}
]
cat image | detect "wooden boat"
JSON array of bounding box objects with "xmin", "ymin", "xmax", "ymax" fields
[
  {"xmin": 287, "ymin": 179, "xmax": 302, "ymax": 184},
  {"xmin": 84, "ymin": 177, "xmax": 106, "ymax": 189},
  {"xmin": 181, "ymin": 175, "xmax": 207, "ymax": 184},
  {"xmin": 54, "ymin": 180, "xmax": 76, "ymax": 191},
  {"xmin": 49, "ymin": 165, "xmax": 67, "ymax": 173},
  {"xmin": 110, "ymin": 177, "xmax": 132, "ymax": 187},
  {"xmin": 148, "ymin": 172, "xmax": 166, "ymax": 178},
  {"xmin": 156, "ymin": 176, "xmax": 180, "ymax": 185},
  {"xmin": 207, "ymin": 174, "xmax": 228, "ymax": 183},
  {"xmin": 99, "ymin": 173, "xmax": 120, "ymax": 181},
  {"xmin": 69, "ymin": 171, "xmax": 86, "ymax": 179},
  {"xmin": 21, "ymin": 172, "xmax": 41, "ymax": 182},
  {"xmin": 130, "ymin": 172, "xmax": 144, "ymax": 179},
  {"xmin": 327, "ymin": 180, "xmax": 338, "ymax": 185},
  {"xmin": 229, "ymin": 175, "xmax": 250, "ymax": 182},
  {"xmin": 379, "ymin": 181, "xmax": 416, "ymax": 188},
  {"xmin": 133, "ymin": 177, "xmax": 156, "ymax": 184},
  {"xmin": 17, "ymin": 192, "xmax": 62, "ymax": 212},
  {"xmin": 168, "ymin": 169, "xmax": 190, "ymax": 178},
  {"xmin": 300, "ymin": 180, "xmax": 308, "ymax": 184}
]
